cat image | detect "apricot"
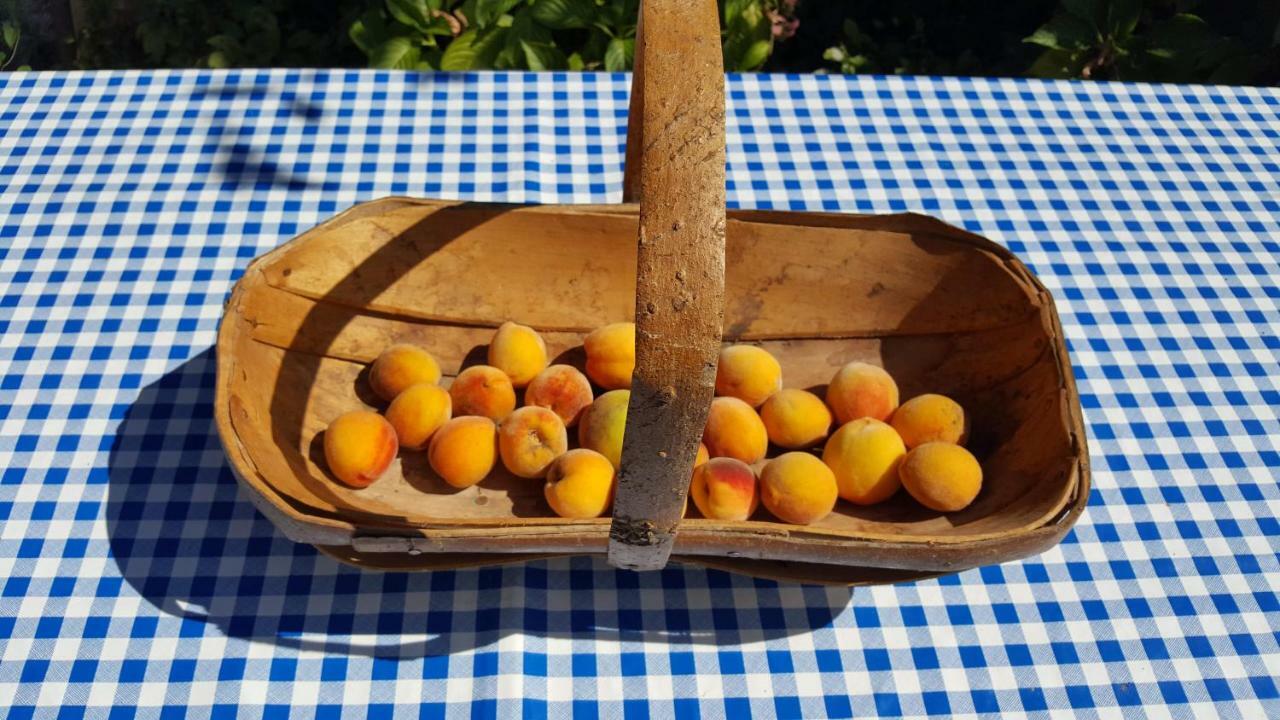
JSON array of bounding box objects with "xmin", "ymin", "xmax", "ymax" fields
[
  {"xmin": 577, "ymin": 389, "xmax": 630, "ymax": 468},
  {"xmin": 449, "ymin": 365, "xmax": 516, "ymax": 421},
  {"xmin": 369, "ymin": 344, "xmax": 442, "ymax": 402},
  {"xmin": 759, "ymin": 388, "xmax": 832, "ymax": 449},
  {"xmin": 544, "ymin": 448, "xmax": 616, "ymax": 519},
  {"xmin": 760, "ymin": 452, "xmax": 838, "ymax": 525},
  {"xmin": 695, "ymin": 442, "xmax": 710, "ymax": 467},
  {"xmin": 826, "ymin": 362, "xmax": 899, "ymax": 424},
  {"xmin": 822, "ymin": 417, "xmax": 906, "ymax": 505},
  {"xmin": 900, "ymin": 442, "xmax": 983, "ymax": 512},
  {"xmin": 428, "ymin": 416, "xmax": 497, "ymax": 489},
  {"xmin": 323, "ymin": 410, "xmax": 398, "ymax": 488},
  {"xmin": 583, "ymin": 322, "xmax": 635, "ymax": 390},
  {"xmin": 524, "ymin": 364, "xmax": 593, "ymax": 427},
  {"xmin": 690, "ymin": 457, "xmax": 759, "ymax": 521},
  {"xmin": 891, "ymin": 394, "xmax": 968, "ymax": 448},
  {"xmin": 715, "ymin": 345, "xmax": 782, "ymax": 407},
  {"xmin": 702, "ymin": 396, "xmax": 768, "ymax": 464},
  {"xmin": 498, "ymin": 406, "xmax": 568, "ymax": 479},
  {"xmin": 384, "ymin": 383, "xmax": 452, "ymax": 450},
  {"xmin": 488, "ymin": 321, "xmax": 548, "ymax": 388}
]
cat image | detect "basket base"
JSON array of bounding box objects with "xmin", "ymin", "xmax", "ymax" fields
[{"xmin": 315, "ymin": 545, "xmax": 946, "ymax": 587}]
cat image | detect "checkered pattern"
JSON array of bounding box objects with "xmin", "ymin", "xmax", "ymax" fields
[{"xmin": 1, "ymin": 68, "xmax": 1277, "ymax": 718}]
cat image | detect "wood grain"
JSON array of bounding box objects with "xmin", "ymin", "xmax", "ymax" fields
[{"xmin": 609, "ymin": 0, "xmax": 727, "ymax": 571}]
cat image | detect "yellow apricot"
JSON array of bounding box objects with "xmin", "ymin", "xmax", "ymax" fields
[
  {"xmin": 369, "ymin": 344, "xmax": 441, "ymax": 402},
  {"xmin": 695, "ymin": 442, "xmax": 710, "ymax": 468},
  {"xmin": 702, "ymin": 396, "xmax": 768, "ymax": 464},
  {"xmin": 498, "ymin": 406, "xmax": 568, "ymax": 479},
  {"xmin": 323, "ymin": 410, "xmax": 398, "ymax": 488},
  {"xmin": 488, "ymin": 321, "xmax": 548, "ymax": 388},
  {"xmin": 759, "ymin": 388, "xmax": 832, "ymax": 449},
  {"xmin": 690, "ymin": 457, "xmax": 759, "ymax": 521},
  {"xmin": 524, "ymin": 364, "xmax": 594, "ymax": 427},
  {"xmin": 583, "ymin": 322, "xmax": 635, "ymax": 390},
  {"xmin": 822, "ymin": 417, "xmax": 906, "ymax": 505},
  {"xmin": 577, "ymin": 389, "xmax": 630, "ymax": 468},
  {"xmin": 900, "ymin": 442, "xmax": 983, "ymax": 512},
  {"xmin": 449, "ymin": 365, "xmax": 516, "ymax": 421},
  {"xmin": 826, "ymin": 362, "xmax": 899, "ymax": 424},
  {"xmin": 385, "ymin": 383, "xmax": 452, "ymax": 450},
  {"xmin": 715, "ymin": 344, "xmax": 783, "ymax": 407},
  {"xmin": 544, "ymin": 448, "xmax": 616, "ymax": 519},
  {"xmin": 760, "ymin": 452, "xmax": 838, "ymax": 525},
  {"xmin": 427, "ymin": 416, "xmax": 497, "ymax": 489},
  {"xmin": 891, "ymin": 394, "xmax": 968, "ymax": 448}
]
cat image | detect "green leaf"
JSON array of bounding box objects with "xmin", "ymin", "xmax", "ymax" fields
[
  {"xmin": 1061, "ymin": 0, "xmax": 1101, "ymax": 25},
  {"xmin": 207, "ymin": 51, "xmax": 230, "ymax": 69},
  {"xmin": 370, "ymin": 35, "xmax": 422, "ymax": 69},
  {"xmin": 1023, "ymin": 14, "xmax": 1097, "ymax": 51},
  {"xmin": 604, "ymin": 37, "xmax": 632, "ymax": 71},
  {"xmin": 521, "ymin": 38, "xmax": 564, "ymax": 70},
  {"xmin": 387, "ymin": 0, "xmax": 434, "ymax": 32},
  {"xmin": 738, "ymin": 38, "xmax": 771, "ymax": 71},
  {"xmin": 531, "ymin": 0, "xmax": 595, "ymax": 29},
  {"xmin": 350, "ymin": 10, "xmax": 391, "ymax": 55},
  {"xmin": 1107, "ymin": 0, "xmax": 1141, "ymax": 40},
  {"xmin": 1145, "ymin": 14, "xmax": 1216, "ymax": 60},
  {"xmin": 823, "ymin": 46, "xmax": 845, "ymax": 63},
  {"xmin": 1026, "ymin": 47, "xmax": 1088, "ymax": 79},
  {"xmin": 441, "ymin": 26, "xmax": 504, "ymax": 69},
  {"xmin": 723, "ymin": 0, "xmax": 754, "ymax": 28},
  {"xmin": 473, "ymin": 0, "xmax": 523, "ymax": 28},
  {"xmin": 566, "ymin": 51, "xmax": 584, "ymax": 70},
  {"xmin": 2, "ymin": 22, "xmax": 18, "ymax": 50}
]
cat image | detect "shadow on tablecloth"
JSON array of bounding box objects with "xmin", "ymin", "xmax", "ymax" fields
[{"xmin": 106, "ymin": 350, "xmax": 855, "ymax": 659}]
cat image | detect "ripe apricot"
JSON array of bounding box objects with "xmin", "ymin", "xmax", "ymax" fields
[
  {"xmin": 715, "ymin": 344, "xmax": 782, "ymax": 407},
  {"xmin": 498, "ymin": 406, "xmax": 569, "ymax": 479},
  {"xmin": 369, "ymin": 344, "xmax": 441, "ymax": 402},
  {"xmin": 759, "ymin": 388, "xmax": 832, "ymax": 449},
  {"xmin": 577, "ymin": 389, "xmax": 630, "ymax": 468},
  {"xmin": 695, "ymin": 442, "xmax": 710, "ymax": 468},
  {"xmin": 428, "ymin": 416, "xmax": 497, "ymax": 489},
  {"xmin": 760, "ymin": 452, "xmax": 838, "ymax": 525},
  {"xmin": 488, "ymin": 321, "xmax": 548, "ymax": 388},
  {"xmin": 891, "ymin": 394, "xmax": 968, "ymax": 448},
  {"xmin": 826, "ymin": 362, "xmax": 899, "ymax": 424},
  {"xmin": 583, "ymin": 322, "xmax": 635, "ymax": 390},
  {"xmin": 900, "ymin": 442, "xmax": 983, "ymax": 512},
  {"xmin": 384, "ymin": 383, "xmax": 452, "ymax": 450},
  {"xmin": 524, "ymin": 364, "xmax": 593, "ymax": 427},
  {"xmin": 702, "ymin": 396, "xmax": 768, "ymax": 464},
  {"xmin": 690, "ymin": 457, "xmax": 759, "ymax": 521},
  {"xmin": 822, "ymin": 417, "xmax": 906, "ymax": 505},
  {"xmin": 449, "ymin": 365, "xmax": 516, "ymax": 421},
  {"xmin": 544, "ymin": 448, "xmax": 616, "ymax": 519},
  {"xmin": 323, "ymin": 410, "xmax": 398, "ymax": 488}
]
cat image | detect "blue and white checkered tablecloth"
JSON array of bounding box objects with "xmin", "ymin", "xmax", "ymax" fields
[{"xmin": 0, "ymin": 68, "xmax": 1277, "ymax": 718}]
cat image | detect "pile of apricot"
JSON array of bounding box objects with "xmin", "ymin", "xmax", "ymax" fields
[{"xmin": 322, "ymin": 320, "xmax": 983, "ymax": 525}]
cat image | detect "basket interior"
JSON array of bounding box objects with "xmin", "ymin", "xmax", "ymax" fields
[{"xmin": 220, "ymin": 199, "xmax": 1079, "ymax": 545}]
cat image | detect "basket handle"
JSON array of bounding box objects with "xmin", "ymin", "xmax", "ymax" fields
[{"xmin": 609, "ymin": 0, "xmax": 727, "ymax": 571}]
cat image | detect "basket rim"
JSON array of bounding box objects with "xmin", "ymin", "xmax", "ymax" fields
[{"xmin": 214, "ymin": 197, "xmax": 1090, "ymax": 573}]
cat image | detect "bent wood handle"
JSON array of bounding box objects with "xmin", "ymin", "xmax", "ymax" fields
[{"xmin": 609, "ymin": 0, "xmax": 726, "ymax": 571}]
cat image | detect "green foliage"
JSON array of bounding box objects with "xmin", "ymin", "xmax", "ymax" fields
[
  {"xmin": 1, "ymin": 0, "xmax": 33, "ymax": 71},
  {"xmin": 350, "ymin": 0, "xmax": 794, "ymax": 71},
  {"xmin": 74, "ymin": 0, "xmax": 367, "ymax": 70},
  {"xmin": 1024, "ymin": 0, "xmax": 1279, "ymax": 83}
]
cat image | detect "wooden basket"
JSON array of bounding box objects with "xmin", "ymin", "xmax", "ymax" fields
[{"xmin": 214, "ymin": 0, "xmax": 1088, "ymax": 584}]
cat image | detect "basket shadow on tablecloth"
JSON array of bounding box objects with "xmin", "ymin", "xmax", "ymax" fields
[{"xmin": 105, "ymin": 349, "xmax": 855, "ymax": 659}]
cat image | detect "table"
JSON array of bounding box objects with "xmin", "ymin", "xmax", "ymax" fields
[{"xmin": 1, "ymin": 68, "xmax": 1277, "ymax": 719}]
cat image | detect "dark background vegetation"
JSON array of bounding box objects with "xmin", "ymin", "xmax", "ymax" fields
[{"xmin": 3, "ymin": 0, "xmax": 1278, "ymax": 85}]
